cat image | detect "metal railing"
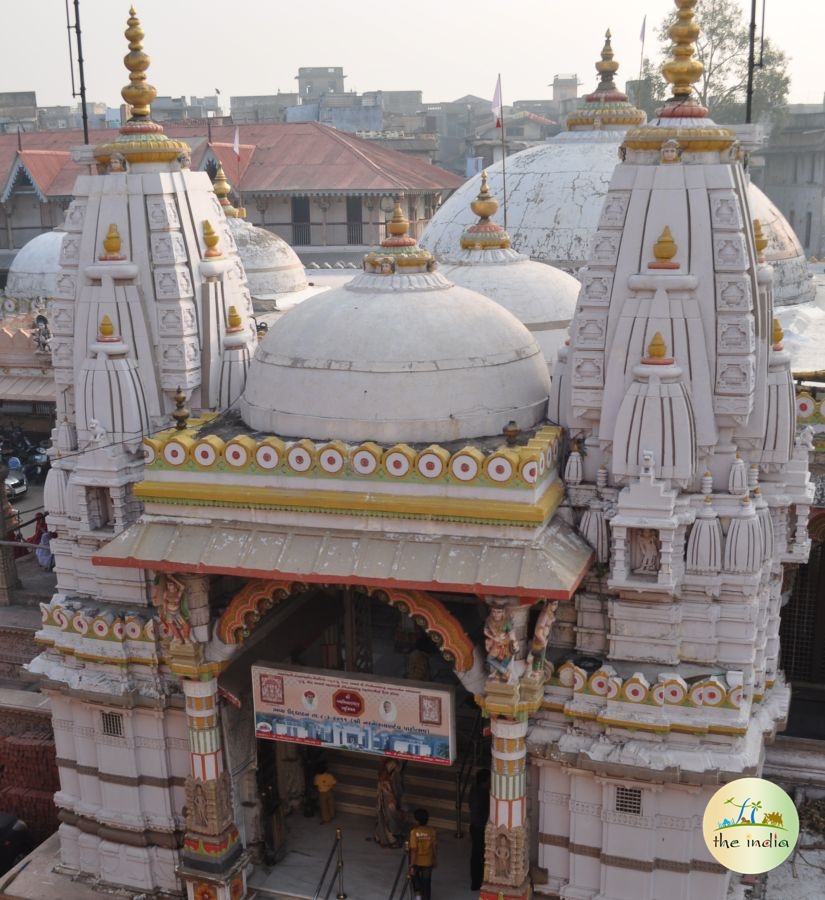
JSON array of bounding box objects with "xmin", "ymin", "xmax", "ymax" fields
[
  {"xmin": 454, "ymin": 705, "xmax": 486, "ymax": 838},
  {"xmin": 313, "ymin": 826, "xmax": 347, "ymax": 900},
  {"xmin": 386, "ymin": 840, "xmax": 413, "ymax": 900}
]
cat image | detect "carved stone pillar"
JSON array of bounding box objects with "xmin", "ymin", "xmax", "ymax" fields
[
  {"xmin": 178, "ymin": 676, "xmax": 246, "ymax": 900},
  {"xmin": 482, "ymin": 717, "xmax": 530, "ymax": 900}
]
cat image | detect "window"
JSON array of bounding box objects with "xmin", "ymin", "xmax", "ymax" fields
[
  {"xmin": 101, "ymin": 711, "xmax": 124, "ymax": 738},
  {"xmin": 615, "ymin": 786, "xmax": 642, "ymax": 815}
]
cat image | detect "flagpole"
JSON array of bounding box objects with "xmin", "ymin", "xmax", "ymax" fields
[
  {"xmin": 638, "ymin": 16, "xmax": 647, "ymax": 108},
  {"xmin": 498, "ymin": 74, "xmax": 508, "ymax": 231}
]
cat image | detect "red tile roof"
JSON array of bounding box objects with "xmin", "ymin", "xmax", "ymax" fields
[{"xmin": 0, "ymin": 122, "xmax": 462, "ymax": 200}]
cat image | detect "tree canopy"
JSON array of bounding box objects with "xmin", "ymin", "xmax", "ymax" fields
[{"xmin": 637, "ymin": 0, "xmax": 790, "ymax": 124}]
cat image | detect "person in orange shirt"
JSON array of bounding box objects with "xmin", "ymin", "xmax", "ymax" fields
[
  {"xmin": 313, "ymin": 761, "xmax": 337, "ymax": 824},
  {"xmin": 408, "ymin": 808, "xmax": 437, "ymax": 900}
]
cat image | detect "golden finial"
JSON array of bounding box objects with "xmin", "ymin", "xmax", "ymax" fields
[
  {"xmin": 121, "ymin": 7, "xmax": 157, "ymax": 119},
  {"xmin": 661, "ymin": 0, "xmax": 704, "ymax": 99},
  {"xmin": 753, "ymin": 218, "xmax": 768, "ymax": 258},
  {"xmin": 213, "ymin": 164, "xmax": 231, "ymax": 201},
  {"xmin": 99, "ymin": 315, "xmax": 115, "ymax": 338},
  {"xmin": 227, "ymin": 306, "xmax": 242, "ymax": 330},
  {"xmin": 171, "ymin": 386, "xmax": 189, "ymax": 431},
  {"xmin": 387, "ymin": 199, "xmax": 409, "ymax": 237},
  {"xmin": 470, "ymin": 171, "xmax": 499, "ymax": 221},
  {"xmin": 595, "ymin": 28, "xmax": 619, "ymax": 87},
  {"xmin": 653, "ymin": 226, "xmax": 678, "ymax": 263},
  {"xmin": 772, "ymin": 318, "xmax": 784, "ymax": 349},
  {"xmin": 647, "ymin": 332, "xmax": 668, "ymax": 360},
  {"xmin": 101, "ymin": 223, "xmax": 122, "ymax": 259},
  {"xmin": 503, "ymin": 420, "xmax": 520, "ymax": 446},
  {"xmin": 202, "ymin": 221, "xmax": 222, "ymax": 258}
]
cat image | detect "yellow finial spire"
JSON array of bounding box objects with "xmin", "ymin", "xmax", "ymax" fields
[
  {"xmin": 227, "ymin": 306, "xmax": 242, "ymax": 330},
  {"xmin": 772, "ymin": 318, "xmax": 784, "ymax": 349},
  {"xmin": 99, "ymin": 315, "xmax": 115, "ymax": 338},
  {"xmin": 595, "ymin": 28, "xmax": 619, "ymax": 88},
  {"xmin": 653, "ymin": 226, "xmax": 677, "ymax": 262},
  {"xmin": 469, "ymin": 171, "xmax": 499, "ymax": 221},
  {"xmin": 213, "ymin": 164, "xmax": 241, "ymax": 218},
  {"xmin": 661, "ymin": 0, "xmax": 704, "ymax": 99},
  {"xmin": 202, "ymin": 221, "xmax": 222, "ymax": 258},
  {"xmin": 753, "ymin": 218, "xmax": 768, "ymax": 257},
  {"xmin": 101, "ymin": 223, "xmax": 122, "ymax": 259},
  {"xmin": 647, "ymin": 332, "xmax": 667, "ymax": 360},
  {"xmin": 387, "ymin": 198, "xmax": 409, "ymax": 237},
  {"xmin": 121, "ymin": 7, "xmax": 157, "ymax": 119}
]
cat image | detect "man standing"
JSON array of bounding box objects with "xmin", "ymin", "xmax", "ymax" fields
[{"xmin": 408, "ymin": 808, "xmax": 437, "ymax": 900}]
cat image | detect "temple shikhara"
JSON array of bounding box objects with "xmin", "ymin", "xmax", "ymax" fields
[{"xmin": 18, "ymin": 2, "xmax": 815, "ymax": 900}]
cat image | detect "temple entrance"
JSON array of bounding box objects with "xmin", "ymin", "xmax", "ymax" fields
[{"xmin": 217, "ymin": 582, "xmax": 490, "ymax": 894}]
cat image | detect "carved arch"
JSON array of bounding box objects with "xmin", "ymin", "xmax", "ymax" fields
[
  {"xmin": 216, "ymin": 579, "xmax": 305, "ymax": 645},
  {"xmin": 364, "ymin": 586, "xmax": 475, "ymax": 673},
  {"xmin": 215, "ymin": 580, "xmax": 476, "ymax": 674}
]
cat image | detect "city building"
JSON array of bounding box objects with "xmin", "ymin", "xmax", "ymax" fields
[{"xmin": 754, "ymin": 102, "xmax": 825, "ymax": 260}]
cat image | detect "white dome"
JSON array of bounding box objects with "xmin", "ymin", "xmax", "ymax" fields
[
  {"xmin": 748, "ymin": 185, "xmax": 815, "ymax": 305},
  {"xmin": 438, "ymin": 252, "xmax": 579, "ymax": 364},
  {"xmin": 240, "ymin": 267, "xmax": 551, "ymax": 444},
  {"xmin": 5, "ymin": 230, "xmax": 65, "ymax": 300},
  {"xmin": 422, "ymin": 135, "xmax": 814, "ymax": 306},
  {"xmin": 227, "ymin": 218, "xmax": 308, "ymax": 302},
  {"xmin": 422, "ymin": 131, "xmax": 627, "ymax": 270}
]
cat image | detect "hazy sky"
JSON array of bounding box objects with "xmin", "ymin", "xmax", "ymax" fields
[{"xmin": 5, "ymin": 0, "xmax": 821, "ymax": 111}]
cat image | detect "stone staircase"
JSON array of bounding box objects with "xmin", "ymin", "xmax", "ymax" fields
[{"xmin": 330, "ymin": 748, "xmax": 465, "ymax": 833}]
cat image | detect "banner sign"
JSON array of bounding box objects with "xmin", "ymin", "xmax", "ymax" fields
[{"xmin": 251, "ymin": 663, "xmax": 455, "ymax": 765}]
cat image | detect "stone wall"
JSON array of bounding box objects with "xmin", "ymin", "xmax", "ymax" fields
[{"xmin": 0, "ymin": 708, "xmax": 59, "ymax": 845}]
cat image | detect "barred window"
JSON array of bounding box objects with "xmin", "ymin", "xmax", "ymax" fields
[
  {"xmin": 615, "ymin": 787, "xmax": 642, "ymax": 815},
  {"xmin": 101, "ymin": 711, "xmax": 124, "ymax": 738}
]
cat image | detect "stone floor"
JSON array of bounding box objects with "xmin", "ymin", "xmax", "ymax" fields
[{"xmin": 249, "ymin": 809, "xmax": 480, "ymax": 900}]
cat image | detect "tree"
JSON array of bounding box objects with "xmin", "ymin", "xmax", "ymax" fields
[{"xmin": 651, "ymin": 0, "xmax": 790, "ymax": 124}]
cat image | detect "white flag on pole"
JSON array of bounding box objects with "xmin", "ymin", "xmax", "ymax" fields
[
  {"xmin": 233, "ymin": 126, "xmax": 240, "ymax": 160},
  {"xmin": 492, "ymin": 75, "xmax": 502, "ymax": 128}
]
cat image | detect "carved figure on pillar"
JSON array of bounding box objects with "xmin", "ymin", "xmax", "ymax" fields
[
  {"xmin": 153, "ymin": 571, "xmax": 192, "ymax": 643},
  {"xmin": 484, "ymin": 605, "xmax": 518, "ymax": 682},
  {"xmin": 525, "ymin": 599, "xmax": 558, "ymax": 681}
]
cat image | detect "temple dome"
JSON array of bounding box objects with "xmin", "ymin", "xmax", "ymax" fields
[
  {"xmin": 226, "ymin": 218, "xmax": 308, "ymax": 302},
  {"xmin": 240, "ymin": 205, "xmax": 550, "ymax": 444},
  {"xmin": 5, "ymin": 230, "xmax": 65, "ymax": 303},
  {"xmin": 436, "ymin": 172, "xmax": 580, "ymax": 364},
  {"xmin": 212, "ymin": 164, "xmax": 308, "ymax": 306}
]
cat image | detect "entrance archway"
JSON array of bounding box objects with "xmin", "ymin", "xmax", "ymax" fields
[{"xmin": 214, "ymin": 579, "xmax": 489, "ymax": 870}]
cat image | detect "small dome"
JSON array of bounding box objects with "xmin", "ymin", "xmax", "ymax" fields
[
  {"xmin": 212, "ymin": 163, "xmax": 308, "ymax": 305},
  {"xmin": 749, "ymin": 185, "xmax": 815, "ymax": 306},
  {"xmin": 5, "ymin": 230, "xmax": 65, "ymax": 300},
  {"xmin": 240, "ymin": 204, "xmax": 550, "ymax": 443},
  {"xmin": 436, "ymin": 173, "xmax": 580, "ymax": 364},
  {"xmin": 226, "ymin": 218, "xmax": 308, "ymax": 302}
]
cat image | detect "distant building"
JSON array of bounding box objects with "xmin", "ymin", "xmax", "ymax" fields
[
  {"xmin": 754, "ymin": 102, "xmax": 825, "ymax": 258},
  {"xmin": 0, "ymin": 122, "xmax": 462, "ymax": 252},
  {"xmin": 296, "ymin": 66, "xmax": 346, "ymax": 100},
  {"xmin": 230, "ymin": 93, "xmax": 299, "ymax": 123}
]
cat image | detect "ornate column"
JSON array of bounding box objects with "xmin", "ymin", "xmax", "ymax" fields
[
  {"xmin": 479, "ymin": 597, "xmax": 554, "ymax": 900},
  {"xmin": 156, "ymin": 571, "xmax": 246, "ymax": 900},
  {"xmin": 178, "ymin": 675, "xmax": 246, "ymax": 900}
]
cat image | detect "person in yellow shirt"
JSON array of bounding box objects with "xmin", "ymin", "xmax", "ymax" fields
[
  {"xmin": 313, "ymin": 761, "xmax": 337, "ymax": 824},
  {"xmin": 408, "ymin": 808, "xmax": 437, "ymax": 900}
]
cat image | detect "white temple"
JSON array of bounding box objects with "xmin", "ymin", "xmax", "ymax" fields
[{"xmin": 16, "ymin": 4, "xmax": 815, "ymax": 900}]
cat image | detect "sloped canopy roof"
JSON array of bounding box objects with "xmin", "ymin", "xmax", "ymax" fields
[{"xmin": 93, "ymin": 519, "xmax": 593, "ymax": 600}]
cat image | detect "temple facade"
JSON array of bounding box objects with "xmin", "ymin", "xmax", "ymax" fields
[{"xmin": 23, "ymin": 4, "xmax": 813, "ymax": 900}]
